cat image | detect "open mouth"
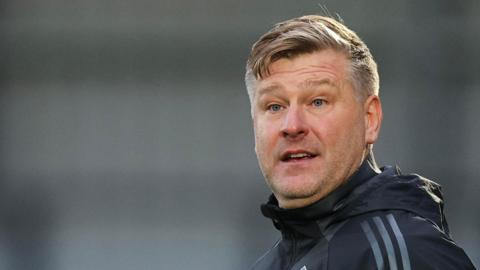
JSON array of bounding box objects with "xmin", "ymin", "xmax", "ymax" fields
[{"xmin": 281, "ymin": 151, "xmax": 317, "ymax": 162}]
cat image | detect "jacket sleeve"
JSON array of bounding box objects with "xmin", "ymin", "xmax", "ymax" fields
[
  {"xmin": 327, "ymin": 211, "xmax": 476, "ymax": 270},
  {"xmin": 394, "ymin": 211, "xmax": 476, "ymax": 270}
]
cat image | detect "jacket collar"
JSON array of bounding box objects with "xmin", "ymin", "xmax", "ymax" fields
[{"xmin": 261, "ymin": 156, "xmax": 378, "ymax": 238}]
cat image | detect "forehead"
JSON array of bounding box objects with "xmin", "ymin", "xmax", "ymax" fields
[{"xmin": 256, "ymin": 49, "xmax": 350, "ymax": 93}]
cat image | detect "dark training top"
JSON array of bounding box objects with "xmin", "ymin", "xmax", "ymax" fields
[{"xmin": 250, "ymin": 159, "xmax": 476, "ymax": 270}]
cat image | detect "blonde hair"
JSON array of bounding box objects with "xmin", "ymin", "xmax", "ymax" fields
[{"xmin": 245, "ymin": 15, "xmax": 379, "ymax": 103}]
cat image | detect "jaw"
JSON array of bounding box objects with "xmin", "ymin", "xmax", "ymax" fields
[
  {"xmin": 266, "ymin": 157, "xmax": 326, "ymax": 206},
  {"xmin": 266, "ymin": 152, "xmax": 364, "ymax": 209},
  {"xmin": 270, "ymin": 173, "xmax": 327, "ymax": 209}
]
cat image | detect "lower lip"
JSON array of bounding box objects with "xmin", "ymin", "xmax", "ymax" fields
[{"xmin": 281, "ymin": 156, "xmax": 317, "ymax": 163}]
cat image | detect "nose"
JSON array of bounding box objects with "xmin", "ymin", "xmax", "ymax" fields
[{"xmin": 281, "ymin": 105, "xmax": 308, "ymax": 140}]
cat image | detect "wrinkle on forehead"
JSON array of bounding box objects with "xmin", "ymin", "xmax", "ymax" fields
[
  {"xmin": 255, "ymin": 50, "xmax": 349, "ymax": 99},
  {"xmin": 266, "ymin": 49, "xmax": 348, "ymax": 78},
  {"xmin": 257, "ymin": 68, "xmax": 341, "ymax": 94},
  {"xmin": 267, "ymin": 64, "xmax": 342, "ymax": 79},
  {"xmin": 298, "ymin": 78, "xmax": 337, "ymax": 90}
]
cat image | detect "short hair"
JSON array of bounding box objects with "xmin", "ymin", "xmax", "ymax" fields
[{"xmin": 245, "ymin": 15, "xmax": 379, "ymax": 104}]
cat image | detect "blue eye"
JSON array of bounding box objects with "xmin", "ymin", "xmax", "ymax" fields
[
  {"xmin": 312, "ymin": 99, "xmax": 325, "ymax": 107},
  {"xmin": 268, "ymin": 104, "xmax": 282, "ymax": 112}
]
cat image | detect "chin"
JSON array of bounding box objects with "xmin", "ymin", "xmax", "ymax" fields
[{"xmin": 271, "ymin": 176, "xmax": 320, "ymax": 201}]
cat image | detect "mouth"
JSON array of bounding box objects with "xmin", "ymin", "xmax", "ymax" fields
[{"xmin": 280, "ymin": 150, "xmax": 318, "ymax": 162}]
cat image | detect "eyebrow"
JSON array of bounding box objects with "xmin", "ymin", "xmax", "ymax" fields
[
  {"xmin": 256, "ymin": 83, "xmax": 284, "ymax": 98},
  {"xmin": 256, "ymin": 78, "xmax": 337, "ymax": 99}
]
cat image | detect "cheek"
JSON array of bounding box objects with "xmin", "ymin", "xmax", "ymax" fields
[
  {"xmin": 314, "ymin": 112, "xmax": 364, "ymax": 147},
  {"xmin": 253, "ymin": 121, "xmax": 269, "ymax": 153},
  {"xmin": 310, "ymin": 116, "xmax": 337, "ymax": 141},
  {"xmin": 254, "ymin": 120, "xmax": 278, "ymax": 157},
  {"xmin": 339, "ymin": 115, "xmax": 367, "ymax": 150}
]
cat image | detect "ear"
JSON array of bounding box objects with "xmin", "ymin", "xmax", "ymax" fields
[{"xmin": 364, "ymin": 95, "xmax": 383, "ymax": 144}]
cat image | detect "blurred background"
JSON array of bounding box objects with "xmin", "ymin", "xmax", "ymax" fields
[{"xmin": 0, "ymin": 0, "xmax": 478, "ymax": 269}]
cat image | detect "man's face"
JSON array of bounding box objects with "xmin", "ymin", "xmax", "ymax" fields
[{"xmin": 252, "ymin": 49, "xmax": 378, "ymax": 209}]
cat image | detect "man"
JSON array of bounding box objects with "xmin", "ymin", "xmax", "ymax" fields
[{"xmin": 245, "ymin": 15, "xmax": 475, "ymax": 270}]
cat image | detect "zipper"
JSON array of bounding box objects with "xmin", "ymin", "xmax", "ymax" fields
[{"xmin": 286, "ymin": 231, "xmax": 297, "ymax": 270}]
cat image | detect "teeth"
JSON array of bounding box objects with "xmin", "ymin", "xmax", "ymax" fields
[{"xmin": 289, "ymin": 153, "xmax": 309, "ymax": 158}]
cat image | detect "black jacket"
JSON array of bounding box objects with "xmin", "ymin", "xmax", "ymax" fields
[{"xmin": 251, "ymin": 160, "xmax": 476, "ymax": 270}]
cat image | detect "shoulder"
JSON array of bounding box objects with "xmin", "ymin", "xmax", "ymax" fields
[{"xmin": 328, "ymin": 210, "xmax": 475, "ymax": 270}]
